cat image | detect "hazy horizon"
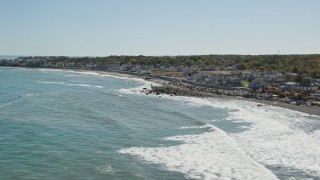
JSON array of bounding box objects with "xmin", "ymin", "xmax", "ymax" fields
[{"xmin": 1, "ymin": 53, "xmax": 320, "ymax": 58}]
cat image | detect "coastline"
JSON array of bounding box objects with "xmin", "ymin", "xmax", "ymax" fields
[
  {"xmin": 147, "ymin": 82, "xmax": 320, "ymax": 116},
  {"xmin": 11, "ymin": 67, "xmax": 320, "ymax": 116},
  {"xmin": 88, "ymin": 69, "xmax": 320, "ymax": 116},
  {"xmin": 244, "ymin": 98, "xmax": 320, "ymax": 116}
]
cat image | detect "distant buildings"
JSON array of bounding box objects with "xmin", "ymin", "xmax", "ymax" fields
[{"xmin": 1, "ymin": 57, "xmax": 319, "ymax": 96}]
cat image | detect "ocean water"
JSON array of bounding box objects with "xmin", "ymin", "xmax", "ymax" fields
[{"xmin": 0, "ymin": 67, "xmax": 320, "ymax": 180}]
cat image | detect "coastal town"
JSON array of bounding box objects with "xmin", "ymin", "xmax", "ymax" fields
[{"xmin": 1, "ymin": 56, "xmax": 320, "ymax": 109}]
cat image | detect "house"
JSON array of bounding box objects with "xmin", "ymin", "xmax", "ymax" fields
[
  {"xmin": 195, "ymin": 74, "xmax": 208, "ymax": 83},
  {"xmin": 284, "ymin": 82, "xmax": 299, "ymax": 90},
  {"xmin": 242, "ymin": 71, "xmax": 262, "ymax": 81},
  {"xmin": 187, "ymin": 74, "xmax": 198, "ymax": 81},
  {"xmin": 263, "ymin": 72, "xmax": 283, "ymax": 82},
  {"xmin": 295, "ymin": 78, "xmax": 318, "ymax": 91},
  {"xmin": 210, "ymin": 75, "xmax": 222, "ymax": 85},
  {"xmin": 182, "ymin": 68, "xmax": 198, "ymax": 77},
  {"xmin": 285, "ymin": 73, "xmax": 298, "ymax": 82},
  {"xmin": 222, "ymin": 76, "xmax": 241, "ymax": 87},
  {"xmin": 274, "ymin": 75, "xmax": 287, "ymax": 84},
  {"xmin": 204, "ymin": 77, "xmax": 212, "ymax": 84},
  {"xmin": 249, "ymin": 78, "xmax": 267, "ymax": 90},
  {"xmin": 226, "ymin": 66, "xmax": 236, "ymax": 71},
  {"xmin": 86, "ymin": 64, "xmax": 95, "ymax": 68},
  {"xmin": 297, "ymin": 86, "xmax": 318, "ymax": 91},
  {"xmin": 120, "ymin": 64, "xmax": 133, "ymax": 71},
  {"xmin": 96, "ymin": 64, "xmax": 107, "ymax": 70}
]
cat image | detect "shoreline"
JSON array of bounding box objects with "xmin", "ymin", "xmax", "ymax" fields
[
  {"xmin": 146, "ymin": 81, "xmax": 320, "ymax": 116},
  {"xmin": 9, "ymin": 67, "xmax": 320, "ymax": 116}
]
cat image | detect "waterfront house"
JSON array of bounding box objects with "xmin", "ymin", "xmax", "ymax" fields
[
  {"xmin": 86, "ymin": 64, "xmax": 95, "ymax": 69},
  {"xmin": 263, "ymin": 72, "xmax": 283, "ymax": 82},
  {"xmin": 210, "ymin": 75, "xmax": 222, "ymax": 86},
  {"xmin": 297, "ymin": 79, "xmax": 318, "ymax": 92},
  {"xmin": 284, "ymin": 82, "xmax": 299, "ymax": 90},
  {"xmin": 242, "ymin": 71, "xmax": 262, "ymax": 81},
  {"xmin": 196, "ymin": 74, "xmax": 209, "ymax": 83},
  {"xmin": 297, "ymin": 86, "xmax": 318, "ymax": 92},
  {"xmin": 222, "ymin": 75, "xmax": 241, "ymax": 87},
  {"xmin": 249, "ymin": 78, "xmax": 267, "ymax": 90}
]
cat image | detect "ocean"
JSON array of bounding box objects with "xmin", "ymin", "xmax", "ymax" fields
[{"xmin": 0, "ymin": 67, "xmax": 319, "ymax": 180}]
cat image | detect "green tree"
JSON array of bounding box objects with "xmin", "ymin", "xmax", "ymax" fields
[{"xmin": 292, "ymin": 67, "xmax": 299, "ymax": 73}]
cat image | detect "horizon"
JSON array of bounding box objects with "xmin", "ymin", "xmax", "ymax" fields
[
  {"xmin": 0, "ymin": 53, "xmax": 320, "ymax": 58},
  {"xmin": 1, "ymin": 53, "xmax": 320, "ymax": 58},
  {"xmin": 1, "ymin": 0, "xmax": 319, "ymax": 56}
]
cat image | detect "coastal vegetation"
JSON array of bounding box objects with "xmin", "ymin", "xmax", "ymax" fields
[{"xmin": 1, "ymin": 54, "xmax": 320, "ymax": 78}]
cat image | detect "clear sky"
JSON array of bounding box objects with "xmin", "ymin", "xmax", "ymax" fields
[{"xmin": 0, "ymin": 0, "xmax": 319, "ymax": 56}]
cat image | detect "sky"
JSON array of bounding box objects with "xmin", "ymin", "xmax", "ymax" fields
[{"xmin": 0, "ymin": 0, "xmax": 319, "ymax": 56}]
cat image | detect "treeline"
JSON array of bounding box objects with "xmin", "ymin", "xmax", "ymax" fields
[{"xmin": 17, "ymin": 54, "xmax": 320, "ymax": 78}]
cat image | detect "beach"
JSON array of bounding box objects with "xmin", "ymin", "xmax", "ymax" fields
[{"xmin": 132, "ymin": 72, "xmax": 320, "ymax": 116}]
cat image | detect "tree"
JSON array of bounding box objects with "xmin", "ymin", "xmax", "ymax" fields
[
  {"xmin": 184, "ymin": 60, "xmax": 194, "ymax": 67},
  {"xmin": 292, "ymin": 67, "xmax": 299, "ymax": 74},
  {"xmin": 236, "ymin": 63, "xmax": 247, "ymax": 70}
]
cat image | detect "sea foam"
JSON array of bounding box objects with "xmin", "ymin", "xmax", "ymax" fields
[
  {"xmin": 119, "ymin": 83, "xmax": 320, "ymax": 178},
  {"xmin": 171, "ymin": 97, "xmax": 320, "ymax": 178},
  {"xmin": 37, "ymin": 81, "xmax": 103, "ymax": 88},
  {"xmin": 119, "ymin": 124, "xmax": 278, "ymax": 180}
]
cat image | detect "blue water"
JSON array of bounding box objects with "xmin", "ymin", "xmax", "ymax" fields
[{"xmin": 0, "ymin": 67, "xmax": 320, "ymax": 179}]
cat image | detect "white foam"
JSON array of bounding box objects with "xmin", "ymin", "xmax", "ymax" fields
[
  {"xmin": 37, "ymin": 81, "xmax": 103, "ymax": 88},
  {"xmin": 179, "ymin": 124, "xmax": 214, "ymax": 129},
  {"xmin": 311, "ymin": 130, "xmax": 320, "ymax": 141},
  {"xmin": 166, "ymin": 97, "xmax": 320, "ymax": 177},
  {"xmin": 216, "ymin": 100, "xmax": 320, "ymax": 177},
  {"xmin": 118, "ymin": 79, "xmax": 161, "ymax": 95},
  {"xmin": 35, "ymin": 68, "xmax": 162, "ymax": 94},
  {"xmin": 120, "ymin": 124, "xmax": 278, "ymax": 180},
  {"xmin": 118, "ymin": 88, "xmax": 320, "ymax": 178},
  {"xmin": 60, "ymin": 70, "xmax": 161, "ymax": 91},
  {"xmin": 95, "ymin": 165, "xmax": 113, "ymax": 174},
  {"xmin": 37, "ymin": 68, "xmax": 136, "ymax": 79}
]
